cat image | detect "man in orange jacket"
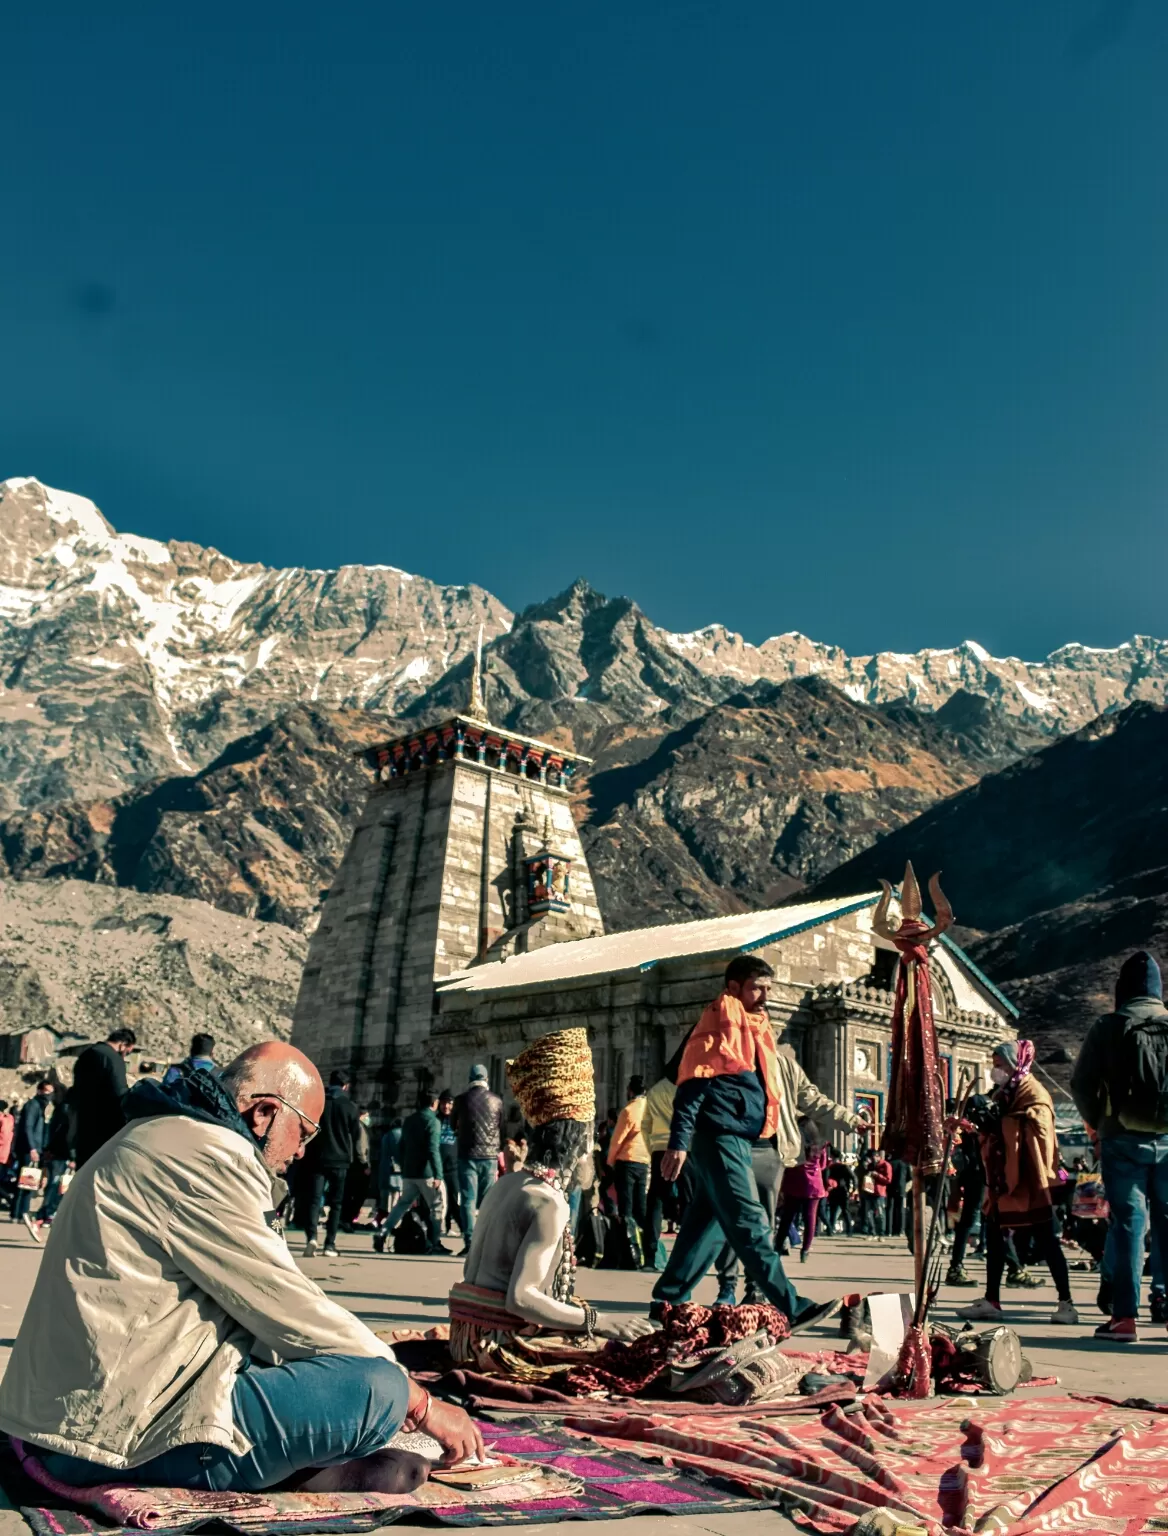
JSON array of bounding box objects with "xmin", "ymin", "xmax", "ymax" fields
[{"xmin": 652, "ymin": 955, "xmax": 859, "ymax": 1333}]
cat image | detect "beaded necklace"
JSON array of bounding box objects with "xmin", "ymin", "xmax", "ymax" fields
[{"xmin": 525, "ymin": 1162, "xmax": 577, "ymax": 1302}]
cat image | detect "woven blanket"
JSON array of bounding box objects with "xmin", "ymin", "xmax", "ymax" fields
[
  {"xmin": 4, "ymin": 1422, "xmax": 772, "ymax": 1534},
  {"xmin": 566, "ymin": 1299, "xmax": 791, "ymax": 1395},
  {"xmin": 552, "ymin": 1391, "xmax": 1168, "ymax": 1534}
]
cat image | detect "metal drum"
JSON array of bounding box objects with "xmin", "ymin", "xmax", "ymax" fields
[{"xmin": 969, "ymin": 1326, "xmax": 1023, "ymax": 1394}]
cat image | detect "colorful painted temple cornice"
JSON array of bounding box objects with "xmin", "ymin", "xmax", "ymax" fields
[{"xmin": 359, "ymin": 713, "xmax": 591, "ymax": 789}]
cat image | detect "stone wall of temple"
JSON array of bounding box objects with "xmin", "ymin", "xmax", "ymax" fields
[{"xmin": 292, "ymin": 751, "xmax": 602, "ymax": 1111}]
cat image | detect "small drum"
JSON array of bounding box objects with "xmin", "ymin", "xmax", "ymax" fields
[{"xmin": 968, "ymin": 1325, "xmax": 1023, "ymax": 1394}]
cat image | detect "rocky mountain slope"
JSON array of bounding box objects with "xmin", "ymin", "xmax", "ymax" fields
[
  {"xmin": 0, "ymin": 879, "xmax": 304, "ymax": 1093},
  {"xmin": 5, "ymin": 476, "xmax": 1168, "ymax": 821},
  {"xmin": 0, "ymin": 707, "xmax": 389, "ymax": 930},
  {"xmin": 410, "ymin": 574, "xmax": 1168, "ymax": 749},
  {"xmin": 3, "ymin": 474, "xmax": 1167, "ymax": 1065},
  {"xmin": 0, "ymin": 677, "xmax": 1045, "ymax": 944},
  {"xmin": 807, "ymin": 701, "xmax": 1168, "ymax": 1053},
  {"xmin": 580, "ymin": 681, "xmax": 1046, "ymax": 931}
]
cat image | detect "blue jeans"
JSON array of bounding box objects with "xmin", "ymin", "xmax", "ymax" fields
[
  {"xmin": 458, "ymin": 1157, "xmax": 496, "ymax": 1241},
  {"xmin": 1100, "ymin": 1132, "xmax": 1168, "ymax": 1321},
  {"xmin": 38, "ymin": 1355, "xmax": 409, "ymax": 1491},
  {"xmin": 652, "ymin": 1128, "xmax": 809, "ymax": 1321},
  {"xmin": 39, "ymin": 1159, "xmax": 71, "ymax": 1221}
]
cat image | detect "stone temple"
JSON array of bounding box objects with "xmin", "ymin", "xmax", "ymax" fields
[{"xmin": 292, "ymin": 669, "xmax": 1013, "ymax": 1127}]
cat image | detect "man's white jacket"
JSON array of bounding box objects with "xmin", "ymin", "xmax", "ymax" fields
[{"xmin": 0, "ymin": 1113, "xmax": 398, "ymax": 1468}]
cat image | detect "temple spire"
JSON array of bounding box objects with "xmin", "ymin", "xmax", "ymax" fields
[{"xmin": 467, "ymin": 624, "xmax": 488, "ymax": 721}]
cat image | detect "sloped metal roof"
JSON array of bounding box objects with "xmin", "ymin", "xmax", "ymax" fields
[{"xmin": 438, "ymin": 892, "xmax": 882, "ymax": 995}]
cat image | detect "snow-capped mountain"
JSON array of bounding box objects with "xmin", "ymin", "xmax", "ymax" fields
[
  {"xmin": 2, "ymin": 475, "xmax": 1166, "ymax": 815},
  {"xmin": 0, "ymin": 477, "xmax": 510, "ymax": 811},
  {"xmin": 658, "ymin": 624, "xmax": 1168, "ymax": 725}
]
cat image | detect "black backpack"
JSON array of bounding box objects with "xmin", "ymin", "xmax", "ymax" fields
[
  {"xmin": 1111, "ymin": 1007, "xmax": 1168, "ymax": 1127},
  {"xmin": 393, "ymin": 1207, "xmax": 430, "ymax": 1255},
  {"xmin": 575, "ymin": 1208, "xmax": 610, "ymax": 1269}
]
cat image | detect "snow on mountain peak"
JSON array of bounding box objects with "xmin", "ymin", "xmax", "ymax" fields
[{"xmin": 3, "ymin": 477, "xmax": 114, "ymax": 544}]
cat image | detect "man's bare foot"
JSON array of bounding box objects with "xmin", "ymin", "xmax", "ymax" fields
[{"xmin": 297, "ymin": 1449, "xmax": 431, "ymax": 1493}]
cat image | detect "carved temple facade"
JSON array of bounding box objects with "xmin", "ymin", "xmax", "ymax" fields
[{"xmin": 292, "ymin": 693, "xmax": 1014, "ymax": 1129}]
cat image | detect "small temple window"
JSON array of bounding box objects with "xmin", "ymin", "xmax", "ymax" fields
[{"xmin": 870, "ymin": 947, "xmax": 898, "ymax": 992}]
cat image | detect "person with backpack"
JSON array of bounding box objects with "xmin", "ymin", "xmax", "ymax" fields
[
  {"xmin": 956, "ymin": 1039, "xmax": 1078, "ymax": 1327},
  {"xmin": 162, "ymin": 1033, "xmax": 216, "ymax": 1087},
  {"xmin": 1071, "ymin": 950, "xmax": 1168, "ymax": 1344},
  {"xmin": 375, "ymin": 1090, "xmax": 448, "ymax": 1256}
]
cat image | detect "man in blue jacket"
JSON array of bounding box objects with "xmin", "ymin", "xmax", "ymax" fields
[{"xmin": 654, "ymin": 957, "xmax": 861, "ymax": 1334}]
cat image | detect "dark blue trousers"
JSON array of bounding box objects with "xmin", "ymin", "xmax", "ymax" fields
[{"xmin": 652, "ymin": 1127, "xmax": 810, "ymax": 1320}]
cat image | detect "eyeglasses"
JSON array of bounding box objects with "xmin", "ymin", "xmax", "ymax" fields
[{"xmin": 248, "ymin": 1092, "xmax": 320, "ymax": 1145}]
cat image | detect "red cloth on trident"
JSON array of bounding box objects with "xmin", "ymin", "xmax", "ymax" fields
[{"xmin": 881, "ymin": 928, "xmax": 945, "ymax": 1174}]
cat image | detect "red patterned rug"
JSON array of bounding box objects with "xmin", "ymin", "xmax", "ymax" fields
[
  {"xmin": 1, "ymin": 1424, "xmax": 776, "ymax": 1533},
  {"xmin": 550, "ymin": 1392, "xmax": 1168, "ymax": 1533}
]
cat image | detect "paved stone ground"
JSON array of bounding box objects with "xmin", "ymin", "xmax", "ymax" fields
[{"xmin": 1, "ymin": 1222, "xmax": 1165, "ymax": 1536}]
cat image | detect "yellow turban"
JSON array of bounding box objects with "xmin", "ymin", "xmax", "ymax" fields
[{"xmin": 507, "ymin": 1028, "xmax": 595, "ymax": 1126}]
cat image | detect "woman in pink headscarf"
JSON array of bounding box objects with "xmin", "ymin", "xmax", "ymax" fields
[{"xmin": 956, "ymin": 1039, "xmax": 1079, "ymax": 1327}]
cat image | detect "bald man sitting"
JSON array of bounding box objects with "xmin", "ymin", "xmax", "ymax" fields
[{"xmin": 0, "ymin": 1043, "xmax": 483, "ymax": 1492}]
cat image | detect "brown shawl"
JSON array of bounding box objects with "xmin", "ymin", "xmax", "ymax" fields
[{"xmin": 980, "ymin": 1074, "xmax": 1059, "ymax": 1228}]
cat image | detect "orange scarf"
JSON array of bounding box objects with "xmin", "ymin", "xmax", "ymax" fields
[{"xmin": 677, "ymin": 991, "xmax": 782, "ymax": 1138}]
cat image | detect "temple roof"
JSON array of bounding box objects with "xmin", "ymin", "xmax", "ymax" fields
[{"xmin": 438, "ymin": 892, "xmax": 883, "ymax": 994}]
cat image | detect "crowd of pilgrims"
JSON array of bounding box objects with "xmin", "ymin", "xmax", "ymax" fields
[{"xmin": 2, "ymin": 958, "xmax": 1163, "ymax": 1343}]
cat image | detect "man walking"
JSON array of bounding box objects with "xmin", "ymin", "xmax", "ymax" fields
[
  {"xmin": 1072, "ymin": 950, "xmax": 1168, "ymax": 1344},
  {"xmin": 452, "ymin": 1064, "xmax": 503, "ymax": 1255},
  {"xmin": 11, "ymin": 1080, "xmax": 56, "ymax": 1235},
  {"xmin": 826, "ymin": 1154, "xmax": 854, "ymax": 1235},
  {"xmin": 886, "ymin": 1157, "xmax": 910, "ymax": 1239},
  {"xmin": 29, "ymin": 1089, "xmax": 77, "ymax": 1240},
  {"xmin": 946, "ymin": 1109, "xmax": 987, "ymax": 1286},
  {"xmin": 304, "ymin": 1070, "xmax": 362, "ymax": 1259},
  {"xmin": 607, "ymin": 1075, "xmax": 651, "ymax": 1267},
  {"xmin": 72, "ymin": 1028, "xmax": 136, "ymax": 1167},
  {"xmin": 376, "ymin": 1090, "xmax": 447, "ymax": 1255},
  {"xmin": 652, "ymin": 956, "xmax": 868, "ymax": 1331}
]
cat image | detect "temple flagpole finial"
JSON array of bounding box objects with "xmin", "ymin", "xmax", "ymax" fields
[{"xmin": 467, "ymin": 625, "xmax": 488, "ymax": 721}]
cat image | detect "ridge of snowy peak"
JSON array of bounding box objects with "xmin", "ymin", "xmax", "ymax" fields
[
  {"xmin": 0, "ymin": 477, "xmax": 515, "ymax": 805},
  {"xmin": 3, "ymin": 476, "xmax": 114, "ymax": 543}
]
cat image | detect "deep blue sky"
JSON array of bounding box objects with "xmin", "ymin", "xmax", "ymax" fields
[{"xmin": 3, "ymin": 2, "xmax": 1166, "ymax": 658}]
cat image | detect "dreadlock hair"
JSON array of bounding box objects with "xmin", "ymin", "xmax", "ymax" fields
[{"xmin": 524, "ymin": 1117, "xmax": 594, "ymax": 1188}]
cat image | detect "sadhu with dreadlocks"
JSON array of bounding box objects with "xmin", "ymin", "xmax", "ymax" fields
[{"xmin": 448, "ymin": 1029, "xmax": 651, "ymax": 1379}]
